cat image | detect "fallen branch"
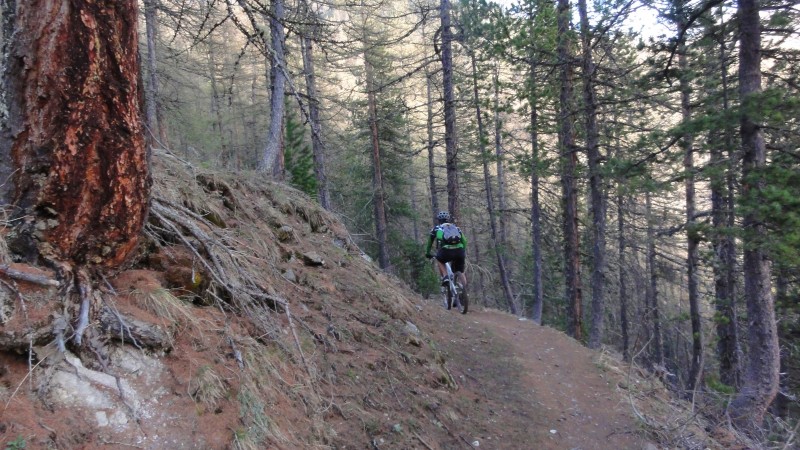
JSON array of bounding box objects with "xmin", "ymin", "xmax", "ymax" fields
[{"xmin": 413, "ymin": 432, "xmax": 436, "ymax": 450}]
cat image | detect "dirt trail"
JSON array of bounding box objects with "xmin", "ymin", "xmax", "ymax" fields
[{"xmin": 419, "ymin": 302, "xmax": 650, "ymax": 449}]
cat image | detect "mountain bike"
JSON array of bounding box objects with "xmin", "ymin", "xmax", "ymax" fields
[{"xmin": 441, "ymin": 261, "xmax": 468, "ymax": 314}]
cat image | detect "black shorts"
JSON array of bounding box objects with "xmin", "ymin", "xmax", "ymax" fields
[{"xmin": 436, "ymin": 247, "xmax": 466, "ymax": 273}]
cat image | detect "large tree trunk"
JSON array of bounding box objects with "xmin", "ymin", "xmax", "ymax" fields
[
  {"xmin": 440, "ymin": 0, "xmax": 459, "ymax": 221},
  {"xmin": 300, "ymin": 19, "xmax": 330, "ymax": 210},
  {"xmin": 556, "ymin": 0, "xmax": 582, "ymax": 340},
  {"xmin": 678, "ymin": 35, "xmax": 703, "ymax": 391},
  {"xmin": 578, "ymin": 0, "xmax": 605, "ymax": 349},
  {"xmin": 258, "ymin": 0, "xmax": 286, "ymax": 173},
  {"xmin": 729, "ymin": 0, "xmax": 780, "ymax": 431},
  {"xmin": 470, "ymin": 54, "xmax": 517, "ymax": 315},
  {"xmin": 1, "ymin": 0, "xmax": 149, "ymax": 268}
]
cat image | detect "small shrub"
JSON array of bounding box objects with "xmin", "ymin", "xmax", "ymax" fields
[{"xmin": 5, "ymin": 436, "xmax": 26, "ymax": 450}]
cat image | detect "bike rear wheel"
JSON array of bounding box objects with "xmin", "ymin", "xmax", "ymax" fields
[{"xmin": 454, "ymin": 276, "xmax": 468, "ymax": 314}]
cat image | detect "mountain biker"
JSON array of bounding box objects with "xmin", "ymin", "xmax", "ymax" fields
[{"xmin": 425, "ymin": 211, "xmax": 468, "ymax": 300}]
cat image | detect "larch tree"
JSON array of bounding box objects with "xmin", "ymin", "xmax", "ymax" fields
[
  {"xmin": 706, "ymin": 8, "xmax": 739, "ymax": 385},
  {"xmin": 469, "ymin": 50, "xmax": 518, "ymax": 314},
  {"xmin": 261, "ymin": 0, "xmax": 288, "ymax": 174},
  {"xmin": 577, "ymin": 0, "xmax": 605, "ymax": 349},
  {"xmin": 672, "ymin": 0, "xmax": 703, "ymax": 391},
  {"xmin": 556, "ymin": 0, "xmax": 582, "ymax": 340},
  {"xmin": 729, "ymin": 0, "xmax": 780, "ymax": 432},
  {"xmin": 227, "ymin": 0, "xmax": 288, "ymax": 174},
  {"xmin": 362, "ymin": 19, "xmax": 391, "ymax": 271},
  {"xmin": 299, "ymin": 0, "xmax": 331, "ymax": 210},
  {"xmin": 143, "ymin": 0, "xmax": 169, "ymax": 148},
  {"xmin": 645, "ymin": 190, "xmax": 664, "ymax": 367},
  {"xmin": 440, "ymin": 0, "xmax": 460, "ymax": 221},
  {"xmin": 421, "ymin": 19, "xmax": 440, "ymax": 222},
  {"xmin": 0, "ymin": 0, "xmax": 150, "ymax": 344}
]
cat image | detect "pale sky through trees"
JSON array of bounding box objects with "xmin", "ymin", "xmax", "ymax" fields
[{"xmin": 492, "ymin": 0, "xmax": 670, "ymax": 39}]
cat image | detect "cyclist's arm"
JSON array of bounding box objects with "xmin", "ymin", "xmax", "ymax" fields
[
  {"xmin": 425, "ymin": 228, "xmax": 437, "ymax": 255},
  {"xmin": 461, "ymin": 232, "xmax": 467, "ymax": 249},
  {"xmin": 425, "ymin": 235, "xmax": 434, "ymax": 255}
]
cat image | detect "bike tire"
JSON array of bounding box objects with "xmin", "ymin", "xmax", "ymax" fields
[{"xmin": 458, "ymin": 291, "xmax": 468, "ymax": 314}]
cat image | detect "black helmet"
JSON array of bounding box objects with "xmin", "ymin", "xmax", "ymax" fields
[{"xmin": 437, "ymin": 211, "xmax": 450, "ymax": 222}]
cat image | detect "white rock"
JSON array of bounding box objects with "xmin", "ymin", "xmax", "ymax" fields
[
  {"xmin": 96, "ymin": 411, "xmax": 109, "ymax": 427},
  {"xmin": 405, "ymin": 321, "xmax": 421, "ymax": 336},
  {"xmin": 110, "ymin": 410, "xmax": 129, "ymax": 426},
  {"xmin": 549, "ymin": 429, "xmax": 557, "ymax": 434}
]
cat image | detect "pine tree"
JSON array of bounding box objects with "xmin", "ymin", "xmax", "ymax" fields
[{"xmin": 284, "ymin": 107, "xmax": 318, "ymax": 197}]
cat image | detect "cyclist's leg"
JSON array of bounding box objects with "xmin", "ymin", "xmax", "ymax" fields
[
  {"xmin": 452, "ymin": 249, "xmax": 467, "ymax": 287},
  {"xmin": 434, "ymin": 250, "xmax": 448, "ymax": 282}
]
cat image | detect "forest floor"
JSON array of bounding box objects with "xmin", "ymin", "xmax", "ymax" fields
[
  {"xmin": 412, "ymin": 302, "xmax": 652, "ymax": 449},
  {"xmin": 0, "ymin": 154, "xmax": 735, "ymax": 449}
]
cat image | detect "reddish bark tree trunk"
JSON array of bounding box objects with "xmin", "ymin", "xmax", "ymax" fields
[
  {"xmin": 2, "ymin": 0, "xmax": 149, "ymax": 268},
  {"xmin": 364, "ymin": 50, "xmax": 390, "ymax": 270},
  {"xmin": 729, "ymin": 0, "xmax": 780, "ymax": 431}
]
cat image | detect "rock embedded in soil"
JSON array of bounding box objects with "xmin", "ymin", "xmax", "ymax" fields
[{"xmin": 301, "ymin": 251, "xmax": 324, "ymax": 266}]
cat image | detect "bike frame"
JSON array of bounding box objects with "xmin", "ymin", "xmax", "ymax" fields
[
  {"xmin": 444, "ymin": 261, "xmax": 461, "ymax": 309},
  {"xmin": 430, "ymin": 257, "xmax": 466, "ymax": 313}
]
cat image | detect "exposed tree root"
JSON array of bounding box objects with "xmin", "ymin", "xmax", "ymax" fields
[
  {"xmin": 148, "ymin": 195, "xmax": 320, "ymax": 373},
  {"xmin": 99, "ymin": 305, "xmax": 173, "ymax": 351},
  {"xmin": 73, "ymin": 268, "xmax": 93, "ymax": 346},
  {"xmin": 0, "ymin": 264, "xmax": 60, "ymax": 287}
]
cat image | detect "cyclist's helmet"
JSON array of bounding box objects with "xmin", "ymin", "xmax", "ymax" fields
[{"xmin": 437, "ymin": 211, "xmax": 451, "ymax": 223}]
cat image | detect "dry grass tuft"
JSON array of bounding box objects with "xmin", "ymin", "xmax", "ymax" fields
[
  {"xmin": 188, "ymin": 364, "xmax": 226, "ymax": 409},
  {"xmin": 130, "ymin": 288, "xmax": 197, "ymax": 327},
  {"xmin": 234, "ymin": 387, "xmax": 288, "ymax": 449}
]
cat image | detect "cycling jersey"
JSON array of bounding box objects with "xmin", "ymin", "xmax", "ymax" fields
[{"xmin": 425, "ymin": 224, "xmax": 467, "ymax": 254}]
